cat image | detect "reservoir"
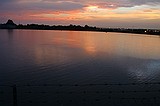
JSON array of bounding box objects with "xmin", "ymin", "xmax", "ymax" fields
[{"xmin": 0, "ymin": 29, "xmax": 160, "ymax": 106}]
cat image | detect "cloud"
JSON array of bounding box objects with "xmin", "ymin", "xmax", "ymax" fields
[
  {"xmin": 0, "ymin": 0, "xmax": 160, "ymax": 28},
  {"xmin": 0, "ymin": 0, "xmax": 84, "ymax": 12},
  {"xmin": 0, "ymin": 0, "xmax": 160, "ymax": 12},
  {"xmin": 85, "ymin": 0, "xmax": 160, "ymax": 9},
  {"xmin": 129, "ymin": 0, "xmax": 160, "ymax": 5}
]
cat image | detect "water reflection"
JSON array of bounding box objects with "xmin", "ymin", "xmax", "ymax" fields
[
  {"xmin": 128, "ymin": 60, "xmax": 160, "ymax": 82},
  {"xmin": 0, "ymin": 30, "xmax": 160, "ymax": 84},
  {"xmin": 1, "ymin": 30, "xmax": 160, "ymax": 106},
  {"xmin": 7, "ymin": 29, "xmax": 13, "ymax": 39},
  {"xmin": 51, "ymin": 31, "xmax": 160, "ymax": 59}
]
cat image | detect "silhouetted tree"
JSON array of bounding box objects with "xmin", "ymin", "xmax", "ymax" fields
[{"xmin": 6, "ymin": 19, "xmax": 16, "ymax": 25}]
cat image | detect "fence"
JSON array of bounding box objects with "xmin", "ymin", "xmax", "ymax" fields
[{"xmin": 1, "ymin": 82, "xmax": 160, "ymax": 106}]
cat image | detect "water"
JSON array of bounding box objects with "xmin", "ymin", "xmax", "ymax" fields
[{"xmin": 0, "ymin": 29, "xmax": 160, "ymax": 106}]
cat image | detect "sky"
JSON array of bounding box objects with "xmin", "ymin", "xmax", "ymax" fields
[{"xmin": 0, "ymin": 0, "xmax": 160, "ymax": 28}]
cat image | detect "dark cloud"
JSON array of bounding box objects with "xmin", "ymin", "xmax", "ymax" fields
[
  {"xmin": 0, "ymin": 0, "xmax": 84, "ymax": 12},
  {"xmin": 89, "ymin": 0, "xmax": 160, "ymax": 9},
  {"xmin": 130, "ymin": 0, "xmax": 160, "ymax": 5},
  {"xmin": 29, "ymin": 1, "xmax": 84, "ymax": 11},
  {"xmin": 0, "ymin": 0, "xmax": 160, "ymax": 12},
  {"xmin": 0, "ymin": 0, "xmax": 18, "ymax": 4}
]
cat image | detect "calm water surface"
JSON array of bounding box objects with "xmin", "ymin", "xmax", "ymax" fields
[{"xmin": 0, "ymin": 29, "xmax": 160, "ymax": 105}]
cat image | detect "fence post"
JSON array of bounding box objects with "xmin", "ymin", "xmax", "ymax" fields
[{"xmin": 12, "ymin": 85, "xmax": 17, "ymax": 106}]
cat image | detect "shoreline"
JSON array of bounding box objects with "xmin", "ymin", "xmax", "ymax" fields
[
  {"xmin": 0, "ymin": 20, "xmax": 159, "ymax": 36},
  {"xmin": 1, "ymin": 28, "xmax": 160, "ymax": 36}
]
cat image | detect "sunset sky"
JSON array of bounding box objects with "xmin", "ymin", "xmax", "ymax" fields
[{"xmin": 0, "ymin": 0, "xmax": 160, "ymax": 28}]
